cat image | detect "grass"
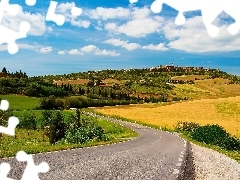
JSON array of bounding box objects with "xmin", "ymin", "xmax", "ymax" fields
[
  {"xmin": 0, "ymin": 117, "xmax": 138, "ymax": 158},
  {"xmin": 180, "ymin": 133, "xmax": 240, "ymax": 163},
  {"xmin": 0, "ymin": 94, "xmax": 40, "ymax": 110}
]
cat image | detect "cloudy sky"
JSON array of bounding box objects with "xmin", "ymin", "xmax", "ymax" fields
[{"xmin": 1, "ymin": 0, "xmax": 240, "ymax": 76}]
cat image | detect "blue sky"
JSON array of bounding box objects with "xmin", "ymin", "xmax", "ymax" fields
[{"xmin": 1, "ymin": 0, "xmax": 240, "ymax": 76}]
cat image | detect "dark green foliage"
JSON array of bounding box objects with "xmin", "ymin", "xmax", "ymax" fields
[
  {"xmin": 18, "ymin": 111, "xmax": 37, "ymax": 130},
  {"xmin": 39, "ymin": 96, "xmax": 64, "ymax": 110},
  {"xmin": 64, "ymin": 113, "xmax": 104, "ymax": 144},
  {"xmin": 190, "ymin": 124, "xmax": 240, "ymax": 151},
  {"xmin": 191, "ymin": 124, "xmax": 228, "ymax": 145},
  {"xmin": 39, "ymin": 96, "xmax": 136, "ymax": 110},
  {"xmin": 221, "ymin": 136, "xmax": 240, "ymax": 151},
  {"xmin": 48, "ymin": 111, "xmax": 66, "ymax": 144},
  {"xmin": 0, "ymin": 108, "xmax": 13, "ymax": 126}
]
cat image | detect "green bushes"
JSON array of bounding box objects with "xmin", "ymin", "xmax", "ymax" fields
[
  {"xmin": 191, "ymin": 124, "xmax": 228, "ymax": 145},
  {"xmin": 191, "ymin": 124, "xmax": 240, "ymax": 151},
  {"xmin": 48, "ymin": 111, "xmax": 66, "ymax": 145},
  {"xmin": 176, "ymin": 122, "xmax": 240, "ymax": 151},
  {"xmin": 18, "ymin": 111, "xmax": 37, "ymax": 130},
  {"xmin": 64, "ymin": 112, "xmax": 104, "ymax": 144},
  {"xmin": 39, "ymin": 96, "xmax": 137, "ymax": 110}
]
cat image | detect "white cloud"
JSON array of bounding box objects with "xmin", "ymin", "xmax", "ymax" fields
[
  {"xmin": 103, "ymin": 39, "xmax": 128, "ymax": 46},
  {"xmin": 103, "ymin": 38, "xmax": 168, "ymax": 51},
  {"xmin": 58, "ymin": 50, "xmax": 65, "ymax": 55},
  {"xmin": 87, "ymin": 7, "xmax": 130, "ymax": 20},
  {"xmin": 80, "ymin": 45, "xmax": 98, "ymax": 52},
  {"xmin": 56, "ymin": 2, "xmax": 75, "ymax": 14},
  {"xmin": 103, "ymin": 7, "xmax": 164, "ymax": 37},
  {"xmin": 104, "ymin": 23, "xmax": 117, "ymax": 31},
  {"xmin": 95, "ymin": 49, "xmax": 120, "ymax": 56},
  {"xmin": 56, "ymin": 2, "xmax": 90, "ymax": 28},
  {"xmin": 61, "ymin": 45, "xmax": 120, "ymax": 56},
  {"xmin": 2, "ymin": 5, "xmax": 46, "ymax": 36},
  {"xmin": 68, "ymin": 49, "xmax": 84, "ymax": 55},
  {"xmin": 39, "ymin": 46, "xmax": 52, "ymax": 53},
  {"xmin": 122, "ymin": 43, "xmax": 140, "ymax": 51},
  {"xmin": 164, "ymin": 16, "xmax": 240, "ymax": 52},
  {"xmin": 70, "ymin": 19, "xmax": 90, "ymax": 28},
  {"xmin": 142, "ymin": 43, "xmax": 169, "ymax": 51}
]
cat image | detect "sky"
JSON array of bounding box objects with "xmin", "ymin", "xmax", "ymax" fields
[{"xmin": 0, "ymin": 0, "xmax": 240, "ymax": 76}]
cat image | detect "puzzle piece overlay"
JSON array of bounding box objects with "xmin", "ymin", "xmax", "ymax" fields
[
  {"xmin": 0, "ymin": 0, "xmax": 31, "ymax": 54},
  {"xmin": 0, "ymin": 0, "xmax": 82, "ymax": 54},
  {"xmin": 46, "ymin": 0, "xmax": 82, "ymax": 26},
  {"xmin": 131, "ymin": 0, "xmax": 240, "ymax": 37},
  {"xmin": 0, "ymin": 100, "xmax": 49, "ymax": 179},
  {"xmin": 0, "ymin": 100, "xmax": 19, "ymax": 136}
]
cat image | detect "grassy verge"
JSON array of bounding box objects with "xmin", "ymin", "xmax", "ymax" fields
[
  {"xmin": 180, "ymin": 133, "xmax": 240, "ymax": 163},
  {"xmin": 0, "ymin": 115, "xmax": 138, "ymax": 158}
]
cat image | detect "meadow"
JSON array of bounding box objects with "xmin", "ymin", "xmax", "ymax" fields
[{"xmin": 0, "ymin": 94, "xmax": 40, "ymax": 110}]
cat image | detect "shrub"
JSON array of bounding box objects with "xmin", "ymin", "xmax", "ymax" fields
[
  {"xmin": 221, "ymin": 136, "xmax": 240, "ymax": 151},
  {"xmin": 191, "ymin": 124, "xmax": 240, "ymax": 150},
  {"xmin": 48, "ymin": 111, "xmax": 66, "ymax": 144},
  {"xmin": 191, "ymin": 124, "xmax": 229, "ymax": 146},
  {"xmin": 64, "ymin": 113, "xmax": 104, "ymax": 144},
  {"xmin": 19, "ymin": 111, "xmax": 37, "ymax": 130},
  {"xmin": 0, "ymin": 108, "xmax": 13, "ymax": 127},
  {"xmin": 175, "ymin": 121, "xmax": 200, "ymax": 133}
]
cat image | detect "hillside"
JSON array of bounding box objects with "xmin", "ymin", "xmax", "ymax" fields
[{"xmin": 0, "ymin": 65, "xmax": 240, "ymax": 110}]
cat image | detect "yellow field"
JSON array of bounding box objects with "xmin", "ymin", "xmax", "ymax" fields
[
  {"xmin": 173, "ymin": 78, "xmax": 240, "ymax": 99},
  {"xmin": 96, "ymin": 96, "xmax": 240, "ymax": 138}
]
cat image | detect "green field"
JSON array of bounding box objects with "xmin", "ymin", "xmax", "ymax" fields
[
  {"xmin": 0, "ymin": 94, "xmax": 40, "ymax": 110},
  {"xmin": 0, "ymin": 95, "xmax": 138, "ymax": 158}
]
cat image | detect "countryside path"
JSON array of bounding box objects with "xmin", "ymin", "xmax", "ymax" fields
[{"xmin": 2, "ymin": 113, "xmax": 191, "ymax": 180}]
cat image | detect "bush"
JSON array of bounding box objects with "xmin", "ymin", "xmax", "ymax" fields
[
  {"xmin": 48, "ymin": 111, "xmax": 66, "ymax": 144},
  {"xmin": 191, "ymin": 124, "xmax": 229, "ymax": 146},
  {"xmin": 191, "ymin": 124, "xmax": 240, "ymax": 151},
  {"xmin": 0, "ymin": 108, "xmax": 13, "ymax": 126},
  {"xmin": 18, "ymin": 111, "xmax": 37, "ymax": 130},
  {"xmin": 64, "ymin": 113, "xmax": 104, "ymax": 144},
  {"xmin": 39, "ymin": 96, "xmax": 64, "ymax": 110},
  {"xmin": 221, "ymin": 136, "xmax": 240, "ymax": 151},
  {"xmin": 175, "ymin": 121, "xmax": 200, "ymax": 133}
]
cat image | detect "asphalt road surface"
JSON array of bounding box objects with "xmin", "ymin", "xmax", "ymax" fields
[{"xmin": 1, "ymin": 114, "xmax": 190, "ymax": 180}]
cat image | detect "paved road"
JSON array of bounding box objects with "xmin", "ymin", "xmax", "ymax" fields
[{"xmin": 1, "ymin": 114, "xmax": 189, "ymax": 180}]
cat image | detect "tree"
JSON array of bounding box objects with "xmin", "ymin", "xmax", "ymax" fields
[
  {"xmin": 48, "ymin": 111, "xmax": 66, "ymax": 144},
  {"xmin": 2, "ymin": 67, "xmax": 7, "ymax": 74}
]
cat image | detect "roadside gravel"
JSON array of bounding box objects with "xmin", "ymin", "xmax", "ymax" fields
[{"xmin": 191, "ymin": 143, "xmax": 240, "ymax": 180}]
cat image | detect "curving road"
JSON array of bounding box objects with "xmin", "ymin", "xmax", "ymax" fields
[{"xmin": 1, "ymin": 113, "xmax": 192, "ymax": 180}]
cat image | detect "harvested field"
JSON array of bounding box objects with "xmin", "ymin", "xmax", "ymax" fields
[
  {"xmin": 171, "ymin": 75, "xmax": 209, "ymax": 81},
  {"xmin": 173, "ymin": 78, "xmax": 240, "ymax": 99},
  {"xmin": 96, "ymin": 96, "xmax": 240, "ymax": 138}
]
